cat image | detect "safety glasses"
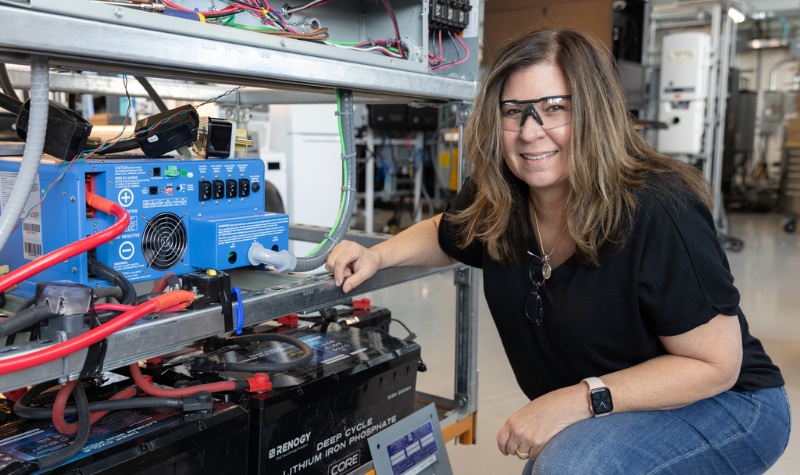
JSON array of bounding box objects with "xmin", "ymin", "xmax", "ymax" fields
[
  {"xmin": 525, "ymin": 255, "xmax": 546, "ymax": 325},
  {"xmin": 500, "ymin": 95, "xmax": 572, "ymax": 132}
]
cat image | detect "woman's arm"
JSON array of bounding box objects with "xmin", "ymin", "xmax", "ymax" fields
[
  {"xmin": 498, "ymin": 313, "xmax": 743, "ymax": 459},
  {"xmin": 325, "ymin": 213, "xmax": 455, "ymax": 293}
]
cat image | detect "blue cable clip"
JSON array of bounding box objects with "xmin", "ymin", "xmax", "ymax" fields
[{"xmin": 232, "ymin": 287, "xmax": 244, "ymax": 335}]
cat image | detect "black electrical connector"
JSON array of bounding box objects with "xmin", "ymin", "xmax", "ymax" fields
[
  {"xmin": 134, "ymin": 104, "xmax": 199, "ymax": 158},
  {"xmin": 15, "ymin": 98, "xmax": 93, "ymax": 161},
  {"xmin": 193, "ymin": 117, "xmax": 234, "ymax": 158},
  {"xmin": 429, "ymin": 0, "xmax": 472, "ymax": 32},
  {"xmin": 180, "ymin": 270, "xmax": 233, "ymax": 332}
]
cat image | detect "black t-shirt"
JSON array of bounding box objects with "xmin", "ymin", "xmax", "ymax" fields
[{"xmin": 438, "ymin": 177, "xmax": 784, "ymax": 400}]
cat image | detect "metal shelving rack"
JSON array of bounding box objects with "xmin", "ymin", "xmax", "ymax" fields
[
  {"xmin": 646, "ymin": 0, "xmax": 739, "ymax": 235},
  {"xmin": 0, "ymin": 0, "xmax": 481, "ymax": 463}
]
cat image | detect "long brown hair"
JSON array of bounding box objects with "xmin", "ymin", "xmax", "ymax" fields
[{"xmin": 450, "ymin": 27, "xmax": 712, "ymax": 266}]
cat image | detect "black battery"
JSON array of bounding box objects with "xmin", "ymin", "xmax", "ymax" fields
[
  {"xmin": 0, "ymin": 401, "xmax": 248, "ymax": 474},
  {"xmin": 190, "ymin": 323, "xmax": 420, "ymax": 475}
]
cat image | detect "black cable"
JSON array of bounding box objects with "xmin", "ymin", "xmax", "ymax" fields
[
  {"xmin": 0, "ymin": 305, "xmax": 57, "ymax": 339},
  {"xmin": 0, "ymin": 91, "xmax": 23, "ymax": 115},
  {"xmin": 0, "ymin": 64, "xmax": 19, "ymax": 101},
  {"xmin": 93, "ymin": 285, "xmax": 124, "ymax": 303},
  {"xmin": 210, "ymin": 333, "xmax": 314, "ymax": 372},
  {"xmin": 36, "ymin": 382, "xmax": 91, "ymax": 470},
  {"xmin": 88, "ymin": 258, "xmax": 137, "ymax": 305},
  {"xmin": 134, "ymin": 76, "xmax": 168, "ymax": 113},
  {"xmin": 88, "ymin": 138, "xmax": 141, "ymax": 155},
  {"xmin": 14, "ymin": 394, "xmax": 184, "ymax": 420},
  {"xmin": 19, "ymin": 296, "xmax": 37, "ymax": 311},
  {"xmin": 390, "ymin": 318, "xmax": 417, "ymax": 341},
  {"xmin": 204, "ymin": 7, "xmax": 244, "ymax": 19}
]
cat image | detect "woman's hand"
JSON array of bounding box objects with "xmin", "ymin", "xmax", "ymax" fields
[
  {"xmin": 325, "ymin": 240, "xmax": 381, "ymax": 293},
  {"xmin": 497, "ymin": 385, "xmax": 588, "ymax": 461}
]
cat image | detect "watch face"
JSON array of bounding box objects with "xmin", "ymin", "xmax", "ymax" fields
[{"xmin": 590, "ymin": 388, "xmax": 613, "ymax": 415}]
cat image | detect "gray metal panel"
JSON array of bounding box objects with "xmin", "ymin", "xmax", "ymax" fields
[
  {"xmin": 28, "ymin": 0, "xmax": 427, "ymax": 74},
  {"xmin": 0, "ymin": 4, "xmax": 476, "ymax": 101}
]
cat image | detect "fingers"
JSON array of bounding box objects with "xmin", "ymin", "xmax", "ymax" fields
[
  {"xmin": 325, "ymin": 241, "xmax": 375, "ymax": 293},
  {"xmin": 497, "ymin": 421, "xmax": 512, "ymax": 456},
  {"xmin": 497, "ymin": 417, "xmax": 533, "ymax": 460}
]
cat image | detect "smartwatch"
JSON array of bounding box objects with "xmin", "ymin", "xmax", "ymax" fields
[{"xmin": 582, "ymin": 377, "xmax": 613, "ymax": 417}]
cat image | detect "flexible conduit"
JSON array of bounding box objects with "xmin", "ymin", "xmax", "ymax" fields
[
  {"xmin": 0, "ymin": 56, "xmax": 49, "ymax": 254},
  {"xmin": 293, "ymin": 89, "xmax": 357, "ymax": 271},
  {"xmin": 248, "ymin": 89, "xmax": 357, "ymax": 272}
]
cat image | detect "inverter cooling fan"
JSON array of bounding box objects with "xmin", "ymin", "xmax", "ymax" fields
[
  {"xmin": 0, "ymin": 157, "xmax": 289, "ymax": 297},
  {"xmin": 141, "ymin": 212, "xmax": 188, "ymax": 271}
]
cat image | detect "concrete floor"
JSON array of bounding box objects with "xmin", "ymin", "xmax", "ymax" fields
[{"xmin": 359, "ymin": 211, "xmax": 799, "ymax": 474}]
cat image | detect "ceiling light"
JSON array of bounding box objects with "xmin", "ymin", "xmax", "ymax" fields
[{"xmin": 728, "ymin": 7, "xmax": 745, "ymax": 23}]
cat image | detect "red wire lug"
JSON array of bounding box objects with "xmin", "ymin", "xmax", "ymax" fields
[
  {"xmin": 277, "ymin": 313, "xmax": 298, "ymax": 326},
  {"xmin": 2, "ymin": 388, "xmax": 27, "ymax": 402},
  {"xmin": 145, "ymin": 356, "xmax": 165, "ymax": 369},
  {"xmin": 246, "ymin": 373, "xmax": 272, "ymax": 393}
]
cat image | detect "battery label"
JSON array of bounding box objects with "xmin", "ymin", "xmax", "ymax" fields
[
  {"xmin": 0, "ymin": 409, "xmax": 180, "ymax": 470},
  {"xmin": 387, "ymin": 421, "xmax": 438, "ymax": 475},
  {"xmin": 241, "ymin": 333, "xmax": 366, "ymax": 366}
]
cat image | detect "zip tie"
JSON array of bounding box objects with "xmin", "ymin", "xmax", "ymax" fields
[
  {"xmin": 231, "ymin": 287, "xmax": 244, "ymax": 335},
  {"xmin": 341, "ymin": 186, "xmax": 354, "ymax": 192},
  {"xmin": 334, "ymin": 110, "xmax": 354, "ymax": 116},
  {"xmin": 324, "ymin": 234, "xmax": 340, "ymax": 244}
]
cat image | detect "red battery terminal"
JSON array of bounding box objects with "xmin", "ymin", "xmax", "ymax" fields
[
  {"xmin": 246, "ymin": 373, "xmax": 272, "ymax": 393},
  {"xmin": 352, "ymin": 298, "xmax": 371, "ymax": 311}
]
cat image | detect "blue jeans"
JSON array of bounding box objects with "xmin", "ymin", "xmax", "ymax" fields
[{"xmin": 522, "ymin": 387, "xmax": 791, "ymax": 474}]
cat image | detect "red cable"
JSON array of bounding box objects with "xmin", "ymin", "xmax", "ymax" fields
[
  {"xmin": 129, "ymin": 362, "xmax": 236, "ymax": 397},
  {"xmin": 0, "ymin": 290, "xmax": 194, "ymax": 375},
  {"xmin": 52, "ymin": 380, "xmax": 79, "ymax": 434},
  {"xmin": 159, "ymin": 0, "xmax": 240, "ymax": 16},
  {"xmin": 95, "ymin": 301, "xmax": 191, "ymax": 313},
  {"xmin": 52, "ymin": 382, "xmax": 138, "ymax": 435},
  {"xmin": 0, "ymin": 191, "xmax": 130, "ymax": 293},
  {"xmin": 151, "ymin": 272, "xmax": 176, "ymax": 293}
]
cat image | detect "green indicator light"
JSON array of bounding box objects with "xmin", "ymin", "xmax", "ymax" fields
[{"xmin": 181, "ymin": 169, "xmax": 188, "ymax": 177}]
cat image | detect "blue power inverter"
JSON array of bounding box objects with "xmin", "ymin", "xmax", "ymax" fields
[{"xmin": 0, "ymin": 157, "xmax": 289, "ymax": 296}]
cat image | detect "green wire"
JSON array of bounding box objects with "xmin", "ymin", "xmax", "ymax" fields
[
  {"xmin": 225, "ymin": 22, "xmax": 282, "ymax": 32},
  {"xmin": 307, "ymin": 89, "xmax": 348, "ymax": 256}
]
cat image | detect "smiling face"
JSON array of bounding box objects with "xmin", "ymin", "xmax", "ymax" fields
[{"xmin": 500, "ymin": 62, "xmax": 571, "ymax": 197}]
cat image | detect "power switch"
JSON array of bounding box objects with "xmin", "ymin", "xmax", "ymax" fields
[
  {"xmin": 199, "ymin": 180, "xmax": 213, "ymax": 201},
  {"xmin": 212, "ymin": 180, "xmax": 225, "ymax": 200},
  {"xmin": 226, "ymin": 179, "xmax": 238, "ymax": 198},
  {"xmin": 238, "ymin": 178, "xmax": 250, "ymax": 197}
]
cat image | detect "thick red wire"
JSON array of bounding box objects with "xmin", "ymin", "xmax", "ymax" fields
[
  {"xmin": 0, "ymin": 191, "xmax": 130, "ymax": 293},
  {"xmin": 95, "ymin": 301, "xmax": 191, "ymax": 314},
  {"xmin": 52, "ymin": 381, "xmax": 137, "ymax": 435},
  {"xmin": 0, "ymin": 290, "xmax": 194, "ymax": 375},
  {"xmin": 129, "ymin": 362, "xmax": 236, "ymax": 397}
]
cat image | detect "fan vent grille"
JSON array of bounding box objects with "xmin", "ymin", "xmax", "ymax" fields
[{"xmin": 141, "ymin": 212, "xmax": 187, "ymax": 271}]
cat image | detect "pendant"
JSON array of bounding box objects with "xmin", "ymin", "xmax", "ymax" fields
[{"xmin": 542, "ymin": 259, "xmax": 552, "ymax": 280}]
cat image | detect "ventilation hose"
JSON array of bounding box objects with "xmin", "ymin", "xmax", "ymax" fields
[
  {"xmin": 0, "ymin": 56, "xmax": 48, "ymax": 254},
  {"xmin": 248, "ymin": 89, "xmax": 357, "ymax": 272}
]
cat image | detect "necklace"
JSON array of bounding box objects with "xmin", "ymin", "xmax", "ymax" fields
[{"xmin": 532, "ymin": 206, "xmax": 568, "ymax": 280}]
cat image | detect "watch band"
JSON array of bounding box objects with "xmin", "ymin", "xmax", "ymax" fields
[
  {"xmin": 582, "ymin": 376, "xmax": 605, "ymax": 391},
  {"xmin": 582, "ymin": 376, "xmax": 612, "ymax": 417}
]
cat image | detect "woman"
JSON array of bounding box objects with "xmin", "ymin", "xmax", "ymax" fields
[{"xmin": 325, "ymin": 27, "xmax": 790, "ymax": 473}]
